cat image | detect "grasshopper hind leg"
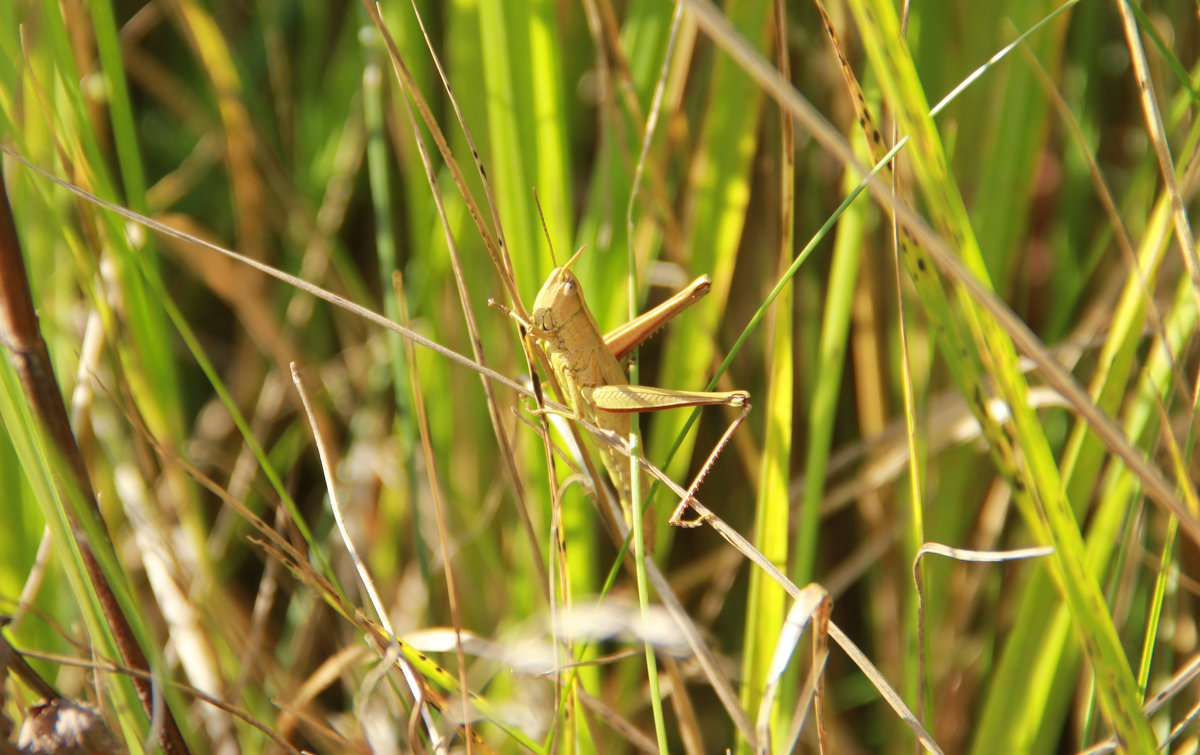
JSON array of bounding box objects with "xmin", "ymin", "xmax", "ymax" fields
[{"xmin": 667, "ymin": 401, "xmax": 750, "ymax": 527}]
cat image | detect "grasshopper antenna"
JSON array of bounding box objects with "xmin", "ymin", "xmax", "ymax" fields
[
  {"xmin": 532, "ymin": 187, "xmax": 587, "ymax": 271},
  {"xmin": 531, "ymin": 186, "xmax": 558, "ymax": 267},
  {"xmin": 563, "ymin": 244, "xmax": 586, "ymax": 271}
]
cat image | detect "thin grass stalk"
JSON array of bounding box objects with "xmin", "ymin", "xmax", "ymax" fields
[
  {"xmin": 1115, "ymin": 0, "xmax": 1200, "ymax": 317},
  {"xmin": 739, "ymin": 0, "xmax": 795, "ymax": 747},
  {"xmin": 385, "ymin": 3, "xmax": 556, "ymax": 616},
  {"xmin": 624, "ymin": 5, "xmax": 685, "ymax": 751},
  {"xmin": 9, "ymin": 0, "xmax": 1199, "ymax": 749},
  {"xmin": 845, "ymin": 0, "xmax": 1159, "ymax": 747},
  {"xmin": 0, "ymin": 168, "xmax": 190, "ymax": 754},
  {"xmin": 971, "ymin": 54, "xmax": 1200, "ymax": 755},
  {"xmin": 390, "ymin": 274, "xmax": 475, "ymax": 750},
  {"xmin": 648, "ymin": 0, "xmax": 772, "ymax": 540}
]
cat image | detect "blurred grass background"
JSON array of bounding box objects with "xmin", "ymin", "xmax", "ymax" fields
[{"xmin": 1, "ymin": 0, "xmax": 1199, "ymax": 752}]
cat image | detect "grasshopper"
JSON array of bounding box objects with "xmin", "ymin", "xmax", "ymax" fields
[{"xmin": 505, "ymin": 250, "xmax": 749, "ymax": 535}]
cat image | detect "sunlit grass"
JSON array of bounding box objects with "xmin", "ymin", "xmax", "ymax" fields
[{"xmin": 1, "ymin": 0, "xmax": 1197, "ymax": 752}]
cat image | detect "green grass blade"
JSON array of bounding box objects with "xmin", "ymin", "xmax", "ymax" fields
[{"xmin": 848, "ymin": 0, "xmax": 1159, "ymax": 748}]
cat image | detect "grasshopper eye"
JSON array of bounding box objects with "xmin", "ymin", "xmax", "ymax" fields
[{"xmin": 562, "ymin": 279, "xmax": 576, "ymax": 296}]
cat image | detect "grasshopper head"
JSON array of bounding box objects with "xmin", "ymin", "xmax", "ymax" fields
[
  {"xmin": 530, "ymin": 245, "xmax": 588, "ymax": 335},
  {"xmin": 530, "ymin": 266, "xmax": 583, "ymax": 335}
]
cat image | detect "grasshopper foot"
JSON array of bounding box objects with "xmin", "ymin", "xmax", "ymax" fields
[{"xmin": 669, "ymin": 498, "xmax": 709, "ymax": 528}]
